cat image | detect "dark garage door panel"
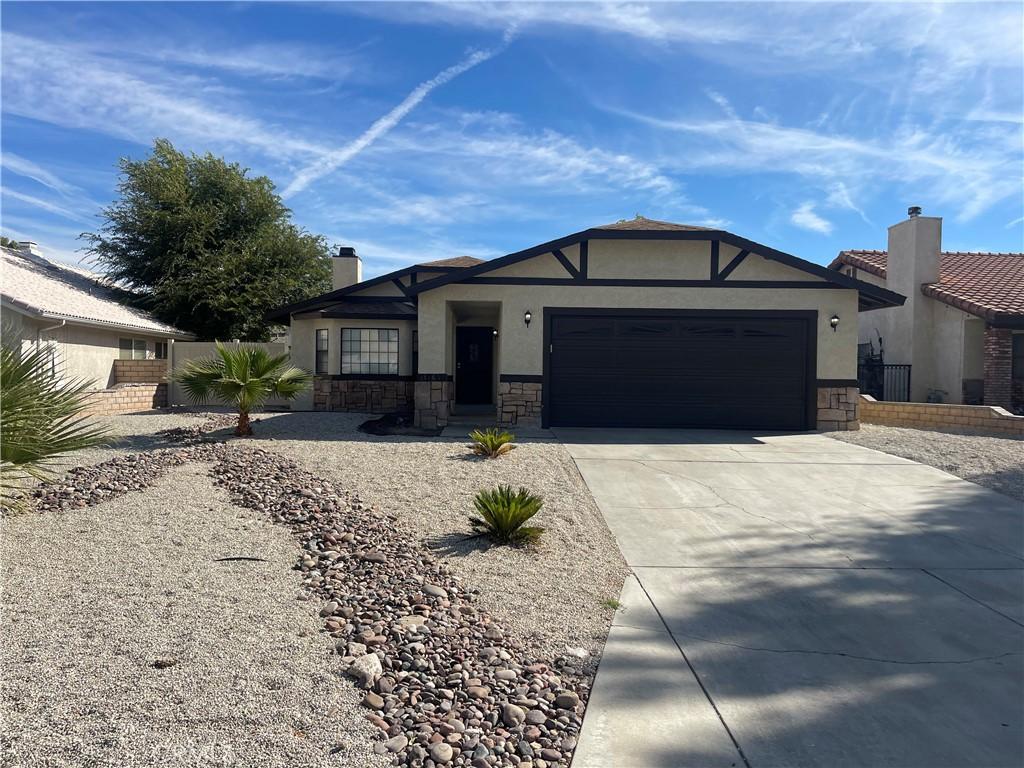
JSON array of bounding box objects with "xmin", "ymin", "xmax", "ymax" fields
[{"xmin": 547, "ymin": 313, "xmax": 812, "ymax": 430}]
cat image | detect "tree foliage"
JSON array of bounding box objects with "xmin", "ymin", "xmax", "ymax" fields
[
  {"xmin": 83, "ymin": 139, "xmax": 331, "ymax": 341},
  {"xmin": 173, "ymin": 342, "xmax": 311, "ymax": 436}
]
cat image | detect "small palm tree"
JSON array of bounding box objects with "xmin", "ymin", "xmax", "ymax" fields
[
  {"xmin": 174, "ymin": 342, "xmax": 311, "ymax": 436},
  {"xmin": 470, "ymin": 485, "xmax": 545, "ymax": 545},
  {"xmin": 468, "ymin": 427, "xmax": 516, "ymax": 458},
  {"xmin": 1, "ymin": 342, "xmax": 109, "ymax": 510}
]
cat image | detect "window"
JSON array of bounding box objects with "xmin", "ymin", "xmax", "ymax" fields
[
  {"xmin": 119, "ymin": 338, "xmax": 148, "ymax": 360},
  {"xmin": 154, "ymin": 341, "xmax": 168, "ymax": 360},
  {"xmin": 315, "ymin": 329, "xmax": 329, "ymax": 375},
  {"xmin": 341, "ymin": 328, "xmax": 398, "ymax": 374}
]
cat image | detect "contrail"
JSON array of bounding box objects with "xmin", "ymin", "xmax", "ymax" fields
[{"xmin": 283, "ymin": 28, "xmax": 516, "ymax": 197}]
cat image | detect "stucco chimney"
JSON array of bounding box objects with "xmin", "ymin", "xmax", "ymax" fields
[
  {"xmin": 18, "ymin": 241, "xmax": 42, "ymax": 257},
  {"xmin": 332, "ymin": 246, "xmax": 362, "ymax": 291}
]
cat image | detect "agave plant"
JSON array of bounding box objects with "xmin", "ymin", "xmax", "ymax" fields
[
  {"xmin": 470, "ymin": 484, "xmax": 544, "ymax": 545},
  {"xmin": 1, "ymin": 342, "xmax": 109, "ymax": 510},
  {"xmin": 468, "ymin": 427, "xmax": 515, "ymax": 458},
  {"xmin": 174, "ymin": 342, "xmax": 311, "ymax": 436}
]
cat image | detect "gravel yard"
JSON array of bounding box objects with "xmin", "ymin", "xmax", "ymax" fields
[
  {"xmin": 1, "ymin": 461, "xmax": 386, "ymax": 768},
  {"xmin": 250, "ymin": 412, "xmax": 629, "ymax": 661},
  {"xmin": 829, "ymin": 423, "xmax": 1024, "ymax": 501}
]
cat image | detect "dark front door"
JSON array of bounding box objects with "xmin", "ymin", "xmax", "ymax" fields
[
  {"xmin": 456, "ymin": 326, "xmax": 494, "ymax": 404},
  {"xmin": 547, "ymin": 311, "xmax": 814, "ymax": 430}
]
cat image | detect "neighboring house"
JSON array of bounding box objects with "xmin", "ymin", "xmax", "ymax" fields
[
  {"xmin": 271, "ymin": 218, "xmax": 903, "ymax": 431},
  {"xmin": 830, "ymin": 210, "xmax": 1023, "ymax": 412},
  {"xmin": 2, "ymin": 241, "xmax": 192, "ymax": 411}
]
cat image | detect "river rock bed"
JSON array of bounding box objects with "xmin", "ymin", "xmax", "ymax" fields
[{"xmin": 22, "ymin": 434, "xmax": 591, "ymax": 767}]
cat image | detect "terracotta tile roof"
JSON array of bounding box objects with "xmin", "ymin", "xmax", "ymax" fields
[
  {"xmin": 416, "ymin": 255, "xmax": 486, "ymax": 268},
  {"xmin": 595, "ymin": 216, "xmax": 714, "ymax": 232},
  {"xmin": 1, "ymin": 246, "xmax": 191, "ymax": 336},
  {"xmin": 830, "ymin": 249, "xmax": 1024, "ymax": 320}
]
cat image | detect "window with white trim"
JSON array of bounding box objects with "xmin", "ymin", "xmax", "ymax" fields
[
  {"xmin": 119, "ymin": 338, "xmax": 148, "ymax": 360},
  {"xmin": 341, "ymin": 328, "xmax": 398, "ymax": 375}
]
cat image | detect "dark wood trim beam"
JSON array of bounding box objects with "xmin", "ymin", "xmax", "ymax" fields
[
  {"xmin": 499, "ymin": 373, "xmax": 543, "ymax": 383},
  {"xmin": 579, "ymin": 240, "xmax": 588, "ymax": 278},
  {"xmin": 416, "ymin": 373, "xmax": 453, "ymax": 382},
  {"xmin": 717, "ymin": 249, "xmax": 749, "ymax": 281},
  {"xmin": 710, "ymin": 240, "xmax": 720, "ymax": 279},
  {"xmin": 392, "ymin": 278, "xmax": 413, "ymax": 297},
  {"xmin": 551, "ymin": 248, "xmax": 580, "ymax": 279},
  {"xmin": 817, "ymin": 379, "xmax": 859, "ymax": 387},
  {"xmin": 465, "ymin": 276, "xmax": 844, "ymax": 289}
]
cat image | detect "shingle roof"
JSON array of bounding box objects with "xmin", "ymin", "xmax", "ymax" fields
[
  {"xmin": 595, "ymin": 216, "xmax": 714, "ymax": 232},
  {"xmin": 1, "ymin": 246, "xmax": 192, "ymax": 336},
  {"xmin": 416, "ymin": 256, "xmax": 486, "ymax": 268},
  {"xmin": 830, "ymin": 249, "xmax": 1024, "ymax": 320},
  {"xmin": 319, "ymin": 301, "xmax": 417, "ymax": 319}
]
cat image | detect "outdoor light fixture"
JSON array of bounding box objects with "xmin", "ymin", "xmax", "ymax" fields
[
  {"xmin": 524, "ymin": 310, "xmax": 532, "ymax": 327},
  {"xmin": 830, "ymin": 314, "xmax": 840, "ymax": 332},
  {"xmin": 492, "ymin": 328, "xmax": 499, "ymax": 337}
]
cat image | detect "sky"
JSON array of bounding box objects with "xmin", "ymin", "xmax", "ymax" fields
[{"xmin": 2, "ymin": 1, "xmax": 1022, "ymax": 279}]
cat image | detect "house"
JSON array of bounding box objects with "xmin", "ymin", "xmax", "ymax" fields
[
  {"xmin": 2, "ymin": 241, "xmax": 193, "ymax": 413},
  {"xmin": 830, "ymin": 209, "xmax": 1023, "ymax": 412},
  {"xmin": 270, "ymin": 217, "xmax": 905, "ymax": 431}
]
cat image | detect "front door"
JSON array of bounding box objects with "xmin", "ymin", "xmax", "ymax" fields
[{"xmin": 455, "ymin": 326, "xmax": 494, "ymax": 404}]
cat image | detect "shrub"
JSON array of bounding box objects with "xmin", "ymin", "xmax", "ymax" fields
[
  {"xmin": 468, "ymin": 428, "xmax": 515, "ymax": 458},
  {"xmin": 1, "ymin": 342, "xmax": 108, "ymax": 510},
  {"xmin": 470, "ymin": 484, "xmax": 544, "ymax": 545}
]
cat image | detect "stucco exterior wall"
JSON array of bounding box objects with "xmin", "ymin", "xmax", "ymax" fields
[
  {"xmin": 417, "ymin": 282, "xmax": 859, "ymax": 381},
  {"xmin": 290, "ymin": 315, "xmax": 415, "ymax": 410}
]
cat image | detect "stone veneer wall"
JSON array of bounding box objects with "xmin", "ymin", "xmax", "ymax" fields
[
  {"xmin": 84, "ymin": 383, "xmax": 167, "ymax": 416},
  {"xmin": 497, "ymin": 381, "xmax": 542, "ymax": 427},
  {"xmin": 313, "ymin": 377, "xmax": 413, "ymax": 413},
  {"xmin": 413, "ymin": 379, "xmax": 453, "ymax": 429},
  {"xmin": 860, "ymin": 395, "xmax": 1024, "ymax": 436},
  {"xmin": 113, "ymin": 358, "xmax": 169, "ymax": 384},
  {"xmin": 816, "ymin": 386, "xmax": 860, "ymax": 431}
]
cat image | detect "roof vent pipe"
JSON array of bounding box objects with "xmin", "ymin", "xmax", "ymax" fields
[{"xmin": 908, "ymin": 206, "xmax": 922, "ymax": 218}]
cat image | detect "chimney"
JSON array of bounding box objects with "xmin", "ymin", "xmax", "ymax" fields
[
  {"xmin": 886, "ymin": 206, "xmax": 941, "ymax": 290},
  {"xmin": 332, "ymin": 246, "xmax": 362, "ymax": 291}
]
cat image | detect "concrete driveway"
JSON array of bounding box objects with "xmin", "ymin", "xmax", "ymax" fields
[{"xmin": 555, "ymin": 428, "xmax": 1024, "ymax": 768}]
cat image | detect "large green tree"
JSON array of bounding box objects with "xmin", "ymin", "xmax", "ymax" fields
[{"xmin": 83, "ymin": 139, "xmax": 331, "ymax": 340}]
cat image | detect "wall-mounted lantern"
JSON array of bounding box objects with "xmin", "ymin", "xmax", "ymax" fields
[
  {"xmin": 830, "ymin": 314, "xmax": 840, "ymax": 333},
  {"xmin": 492, "ymin": 328, "xmax": 499, "ymax": 337},
  {"xmin": 524, "ymin": 310, "xmax": 532, "ymax": 328}
]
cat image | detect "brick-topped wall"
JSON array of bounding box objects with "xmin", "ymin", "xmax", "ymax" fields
[
  {"xmin": 313, "ymin": 377, "xmax": 413, "ymax": 413},
  {"xmin": 816, "ymin": 386, "xmax": 860, "ymax": 431},
  {"xmin": 113, "ymin": 358, "xmax": 169, "ymax": 384},
  {"xmin": 84, "ymin": 383, "xmax": 167, "ymax": 416},
  {"xmin": 497, "ymin": 381, "xmax": 542, "ymax": 427},
  {"xmin": 860, "ymin": 395, "xmax": 1024, "ymax": 436}
]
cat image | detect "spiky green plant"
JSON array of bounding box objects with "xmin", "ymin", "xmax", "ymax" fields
[
  {"xmin": 468, "ymin": 427, "xmax": 515, "ymax": 458},
  {"xmin": 174, "ymin": 342, "xmax": 311, "ymax": 436},
  {"xmin": 470, "ymin": 484, "xmax": 544, "ymax": 545},
  {"xmin": 1, "ymin": 343, "xmax": 109, "ymax": 510}
]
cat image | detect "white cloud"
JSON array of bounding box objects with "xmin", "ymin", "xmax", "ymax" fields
[
  {"xmin": 283, "ymin": 31, "xmax": 515, "ymax": 197},
  {"xmin": 790, "ymin": 202, "xmax": 833, "ymax": 235},
  {"xmin": 1, "ymin": 153, "xmax": 82, "ymax": 196},
  {"xmin": 1, "ymin": 187, "xmax": 94, "ymax": 224}
]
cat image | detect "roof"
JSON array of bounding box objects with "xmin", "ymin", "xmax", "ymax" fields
[
  {"xmin": 406, "ymin": 218, "xmax": 906, "ymax": 311},
  {"xmin": 595, "ymin": 216, "xmax": 714, "ymax": 232},
  {"xmin": 416, "ymin": 255, "xmax": 486, "ymax": 268},
  {"xmin": 1, "ymin": 246, "xmax": 192, "ymax": 337},
  {"xmin": 830, "ymin": 249, "xmax": 1024, "ymax": 322},
  {"xmin": 319, "ymin": 301, "xmax": 417, "ymax": 320}
]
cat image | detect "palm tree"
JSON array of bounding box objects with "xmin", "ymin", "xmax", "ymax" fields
[
  {"xmin": 1, "ymin": 341, "xmax": 109, "ymax": 510},
  {"xmin": 174, "ymin": 342, "xmax": 311, "ymax": 436}
]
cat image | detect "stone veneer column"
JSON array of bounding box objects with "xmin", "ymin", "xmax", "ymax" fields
[
  {"xmin": 413, "ymin": 379, "xmax": 452, "ymax": 429},
  {"xmin": 816, "ymin": 386, "xmax": 860, "ymax": 431},
  {"xmin": 497, "ymin": 381, "xmax": 542, "ymax": 427},
  {"xmin": 983, "ymin": 325, "xmax": 1013, "ymax": 409}
]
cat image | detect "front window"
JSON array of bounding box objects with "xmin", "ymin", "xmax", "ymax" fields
[
  {"xmin": 154, "ymin": 341, "xmax": 168, "ymax": 360},
  {"xmin": 119, "ymin": 338, "xmax": 147, "ymax": 360},
  {"xmin": 341, "ymin": 328, "xmax": 398, "ymax": 375},
  {"xmin": 315, "ymin": 329, "xmax": 329, "ymax": 375}
]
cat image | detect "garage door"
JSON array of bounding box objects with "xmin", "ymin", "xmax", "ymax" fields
[{"xmin": 547, "ymin": 312, "xmax": 813, "ymax": 430}]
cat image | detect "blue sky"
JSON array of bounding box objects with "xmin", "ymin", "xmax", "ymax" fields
[{"xmin": 2, "ymin": 1, "xmax": 1022, "ymax": 278}]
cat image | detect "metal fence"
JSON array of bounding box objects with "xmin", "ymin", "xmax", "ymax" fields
[{"xmin": 857, "ymin": 362, "xmax": 912, "ymax": 402}]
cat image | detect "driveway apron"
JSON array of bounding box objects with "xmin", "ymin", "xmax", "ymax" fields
[{"xmin": 557, "ymin": 428, "xmax": 1024, "ymax": 768}]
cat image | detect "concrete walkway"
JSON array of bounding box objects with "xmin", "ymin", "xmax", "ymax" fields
[{"xmin": 556, "ymin": 428, "xmax": 1024, "ymax": 768}]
